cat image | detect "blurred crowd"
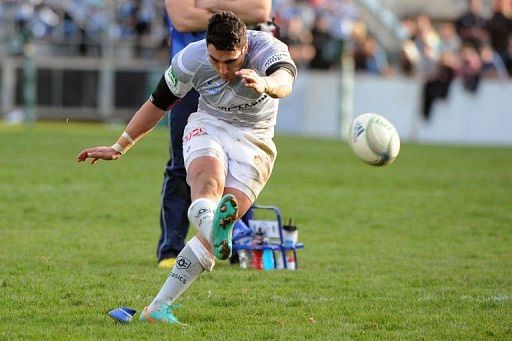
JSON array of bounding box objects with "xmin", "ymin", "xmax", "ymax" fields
[
  {"xmin": 2, "ymin": 0, "xmax": 511, "ymax": 89},
  {"xmin": 272, "ymin": 0, "xmax": 512, "ymax": 119},
  {"xmin": 0, "ymin": 0, "xmax": 166, "ymax": 57},
  {"xmin": 395, "ymin": 0, "xmax": 512, "ymax": 118},
  {"xmin": 275, "ymin": 0, "xmax": 512, "ymax": 77},
  {"xmin": 274, "ymin": 0, "xmax": 360, "ymax": 70}
]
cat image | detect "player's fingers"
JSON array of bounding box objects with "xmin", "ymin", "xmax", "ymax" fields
[
  {"xmin": 241, "ymin": 77, "xmax": 255, "ymax": 87},
  {"xmin": 76, "ymin": 150, "xmax": 92, "ymax": 162},
  {"xmin": 241, "ymin": 76, "xmax": 256, "ymax": 85},
  {"xmin": 236, "ymin": 69, "xmax": 251, "ymax": 76},
  {"xmin": 244, "ymin": 82, "xmax": 254, "ymax": 89},
  {"xmin": 242, "ymin": 72, "xmax": 259, "ymax": 82}
]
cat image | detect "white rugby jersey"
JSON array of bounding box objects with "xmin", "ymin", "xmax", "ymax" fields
[{"xmin": 164, "ymin": 30, "xmax": 296, "ymax": 136}]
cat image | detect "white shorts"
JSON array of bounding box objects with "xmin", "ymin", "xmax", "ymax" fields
[{"xmin": 183, "ymin": 112, "xmax": 277, "ymax": 202}]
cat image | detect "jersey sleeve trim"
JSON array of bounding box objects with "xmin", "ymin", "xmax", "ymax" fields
[
  {"xmin": 149, "ymin": 74, "xmax": 180, "ymax": 111},
  {"xmin": 265, "ymin": 61, "xmax": 297, "ymax": 79}
]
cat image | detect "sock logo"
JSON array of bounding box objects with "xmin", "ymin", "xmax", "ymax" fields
[
  {"xmin": 169, "ymin": 271, "xmax": 187, "ymax": 284},
  {"xmin": 195, "ymin": 208, "xmax": 212, "ymax": 228},
  {"xmin": 176, "ymin": 256, "xmax": 191, "ymax": 269},
  {"xmin": 195, "ymin": 208, "xmax": 212, "ymax": 219}
]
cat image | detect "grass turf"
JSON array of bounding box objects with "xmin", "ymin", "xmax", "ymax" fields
[{"xmin": 0, "ymin": 122, "xmax": 511, "ymax": 339}]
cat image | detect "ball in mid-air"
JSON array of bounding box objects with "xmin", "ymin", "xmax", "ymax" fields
[{"xmin": 348, "ymin": 113, "xmax": 400, "ymax": 166}]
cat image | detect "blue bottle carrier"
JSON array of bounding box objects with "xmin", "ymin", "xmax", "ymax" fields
[{"xmin": 232, "ymin": 205, "xmax": 304, "ymax": 270}]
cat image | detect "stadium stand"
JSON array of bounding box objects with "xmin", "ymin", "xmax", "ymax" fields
[{"xmin": 1, "ymin": 0, "xmax": 511, "ymax": 139}]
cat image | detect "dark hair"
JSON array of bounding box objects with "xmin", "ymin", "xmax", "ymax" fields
[{"xmin": 206, "ymin": 11, "xmax": 247, "ymax": 51}]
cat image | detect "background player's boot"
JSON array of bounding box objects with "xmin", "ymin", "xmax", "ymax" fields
[
  {"xmin": 157, "ymin": 257, "xmax": 176, "ymax": 269},
  {"xmin": 212, "ymin": 194, "xmax": 238, "ymax": 260},
  {"xmin": 139, "ymin": 304, "xmax": 184, "ymax": 325}
]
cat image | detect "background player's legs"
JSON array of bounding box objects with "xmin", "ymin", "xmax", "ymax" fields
[{"xmin": 157, "ymin": 90, "xmax": 199, "ymax": 266}]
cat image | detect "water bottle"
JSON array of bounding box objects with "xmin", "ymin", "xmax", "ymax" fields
[
  {"xmin": 262, "ymin": 249, "xmax": 275, "ymax": 270},
  {"xmin": 238, "ymin": 249, "xmax": 251, "ymax": 269},
  {"xmin": 282, "ymin": 221, "xmax": 298, "ymax": 246},
  {"xmin": 274, "ymin": 250, "xmax": 285, "ymax": 269},
  {"xmin": 251, "ymin": 228, "xmax": 264, "ymax": 270},
  {"xmin": 283, "ymin": 220, "xmax": 298, "ymax": 270},
  {"xmin": 285, "ymin": 250, "xmax": 296, "ymax": 270}
]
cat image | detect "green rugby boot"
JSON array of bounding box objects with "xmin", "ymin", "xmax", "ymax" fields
[
  {"xmin": 139, "ymin": 304, "xmax": 184, "ymax": 325},
  {"xmin": 212, "ymin": 194, "xmax": 238, "ymax": 260}
]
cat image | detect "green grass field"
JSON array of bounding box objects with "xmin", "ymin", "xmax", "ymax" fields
[{"xmin": 1, "ymin": 122, "xmax": 511, "ymax": 339}]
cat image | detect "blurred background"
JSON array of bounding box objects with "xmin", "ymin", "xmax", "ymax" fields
[{"xmin": 1, "ymin": 0, "xmax": 511, "ymax": 145}]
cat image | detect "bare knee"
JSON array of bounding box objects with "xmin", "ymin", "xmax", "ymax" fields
[
  {"xmin": 193, "ymin": 172, "xmax": 222, "ymax": 198},
  {"xmin": 188, "ymin": 157, "xmax": 225, "ymax": 200}
]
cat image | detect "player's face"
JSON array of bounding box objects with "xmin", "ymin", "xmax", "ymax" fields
[{"xmin": 207, "ymin": 44, "xmax": 247, "ymax": 82}]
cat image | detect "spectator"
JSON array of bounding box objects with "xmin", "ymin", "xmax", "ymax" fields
[
  {"xmin": 281, "ymin": 15, "xmax": 315, "ymax": 68},
  {"xmin": 415, "ymin": 15, "xmax": 443, "ymax": 76},
  {"xmin": 459, "ymin": 42, "xmax": 483, "ymax": 92},
  {"xmin": 439, "ymin": 22, "xmax": 462, "ymax": 54},
  {"xmin": 421, "ymin": 51, "xmax": 459, "ymax": 120},
  {"xmin": 480, "ymin": 43, "xmax": 509, "ymax": 79},
  {"xmin": 399, "ymin": 39, "xmax": 421, "ymax": 76},
  {"xmin": 398, "ymin": 17, "xmax": 421, "ymax": 76},
  {"xmin": 309, "ymin": 14, "xmax": 337, "ymax": 69},
  {"xmin": 354, "ymin": 36, "xmax": 390, "ymax": 75},
  {"xmin": 133, "ymin": 0, "xmax": 154, "ymax": 57},
  {"xmin": 486, "ymin": 0, "xmax": 512, "ymax": 75},
  {"xmin": 455, "ymin": 0, "xmax": 488, "ymax": 49},
  {"xmin": 351, "ymin": 20, "xmax": 390, "ymax": 75}
]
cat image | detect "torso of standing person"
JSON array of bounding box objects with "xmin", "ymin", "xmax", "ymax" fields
[
  {"xmin": 166, "ymin": 15, "xmax": 206, "ymax": 59},
  {"xmin": 164, "ymin": 31, "xmax": 296, "ymax": 136}
]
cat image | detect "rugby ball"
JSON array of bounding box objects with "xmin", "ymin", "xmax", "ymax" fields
[{"xmin": 348, "ymin": 113, "xmax": 400, "ymax": 166}]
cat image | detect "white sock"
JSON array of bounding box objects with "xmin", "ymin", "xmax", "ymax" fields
[
  {"xmin": 148, "ymin": 236, "xmax": 215, "ymax": 309},
  {"xmin": 187, "ymin": 198, "xmax": 216, "ymax": 243}
]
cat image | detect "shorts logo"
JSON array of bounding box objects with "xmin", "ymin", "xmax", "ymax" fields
[
  {"xmin": 183, "ymin": 128, "xmax": 207, "ymax": 143},
  {"xmin": 176, "ymin": 256, "xmax": 191, "ymax": 269}
]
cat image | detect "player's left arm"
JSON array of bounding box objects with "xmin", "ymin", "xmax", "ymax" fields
[{"xmin": 237, "ymin": 67, "xmax": 295, "ymax": 99}]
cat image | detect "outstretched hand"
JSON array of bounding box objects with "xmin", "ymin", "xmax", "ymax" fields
[
  {"xmin": 76, "ymin": 146, "xmax": 121, "ymax": 164},
  {"xmin": 236, "ymin": 69, "xmax": 267, "ymax": 94}
]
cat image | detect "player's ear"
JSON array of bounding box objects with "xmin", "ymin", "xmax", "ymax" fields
[{"xmin": 242, "ymin": 43, "xmax": 248, "ymax": 54}]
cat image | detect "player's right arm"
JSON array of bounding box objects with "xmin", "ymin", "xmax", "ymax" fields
[
  {"xmin": 76, "ymin": 73, "xmax": 184, "ymax": 164},
  {"xmin": 165, "ymin": 0, "xmax": 213, "ymax": 32},
  {"xmin": 76, "ymin": 41, "xmax": 197, "ymax": 164}
]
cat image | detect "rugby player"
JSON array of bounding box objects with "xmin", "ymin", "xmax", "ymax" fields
[{"xmin": 77, "ymin": 11, "xmax": 296, "ymax": 324}]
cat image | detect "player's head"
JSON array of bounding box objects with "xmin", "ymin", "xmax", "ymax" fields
[{"xmin": 206, "ymin": 11, "xmax": 248, "ymax": 82}]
